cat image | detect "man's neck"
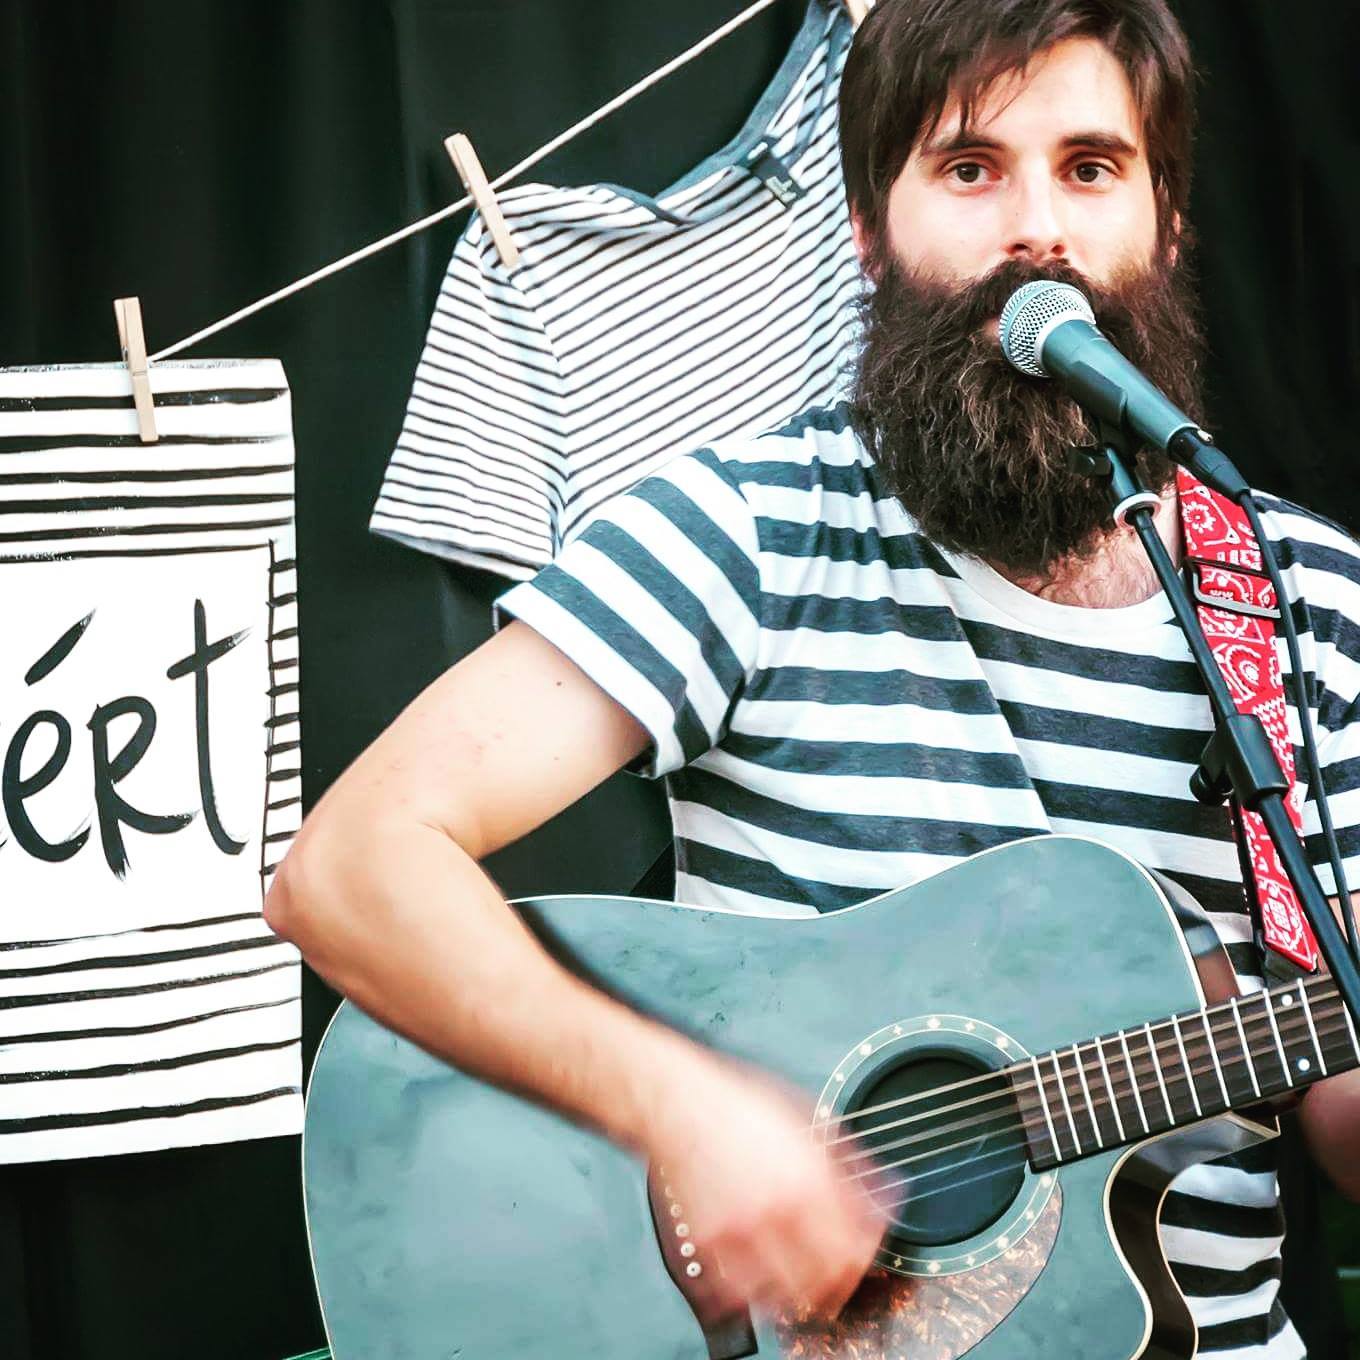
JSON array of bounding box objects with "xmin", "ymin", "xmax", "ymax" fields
[{"xmin": 992, "ymin": 488, "xmax": 1182, "ymax": 609}]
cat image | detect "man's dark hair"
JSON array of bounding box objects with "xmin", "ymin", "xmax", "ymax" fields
[{"xmin": 839, "ymin": 0, "xmax": 1196, "ymax": 255}]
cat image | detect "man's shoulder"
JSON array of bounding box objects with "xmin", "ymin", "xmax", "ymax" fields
[
  {"xmin": 1253, "ymin": 490, "xmax": 1360, "ymax": 580},
  {"xmin": 695, "ymin": 400, "xmax": 875, "ymax": 499}
]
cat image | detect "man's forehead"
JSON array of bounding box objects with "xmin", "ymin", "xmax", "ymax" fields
[{"xmin": 915, "ymin": 38, "xmax": 1146, "ymax": 158}]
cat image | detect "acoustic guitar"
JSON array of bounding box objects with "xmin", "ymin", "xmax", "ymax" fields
[{"xmin": 301, "ymin": 835, "xmax": 1355, "ymax": 1359}]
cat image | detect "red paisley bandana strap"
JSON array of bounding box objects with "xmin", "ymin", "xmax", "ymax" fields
[{"xmin": 1177, "ymin": 467, "xmax": 1319, "ymax": 976}]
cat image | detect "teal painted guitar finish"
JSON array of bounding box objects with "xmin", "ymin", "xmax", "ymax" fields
[{"xmin": 302, "ymin": 835, "xmax": 1270, "ymax": 1360}]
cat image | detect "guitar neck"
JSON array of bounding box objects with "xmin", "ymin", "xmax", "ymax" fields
[{"xmin": 1012, "ymin": 974, "xmax": 1359, "ymax": 1169}]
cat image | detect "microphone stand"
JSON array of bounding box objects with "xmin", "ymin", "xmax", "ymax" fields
[{"xmin": 1073, "ymin": 434, "xmax": 1360, "ymax": 1029}]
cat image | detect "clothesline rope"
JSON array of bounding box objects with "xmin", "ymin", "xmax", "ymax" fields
[{"xmin": 151, "ymin": 0, "xmax": 784, "ymax": 361}]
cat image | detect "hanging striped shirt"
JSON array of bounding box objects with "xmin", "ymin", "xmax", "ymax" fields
[
  {"xmin": 370, "ymin": 0, "xmax": 860, "ymax": 580},
  {"xmin": 497, "ymin": 402, "xmax": 1360, "ymax": 1358}
]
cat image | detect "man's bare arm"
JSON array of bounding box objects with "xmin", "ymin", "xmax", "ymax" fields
[
  {"xmin": 1297, "ymin": 895, "xmax": 1360, "ymax": 1201},
  {"xmin": 263, "ymin": 619, "xmax": 671, "ymax": 1148},
  {"xmin": 263, "ymin": 619, "xmax": 883, "ymax": 1316}
]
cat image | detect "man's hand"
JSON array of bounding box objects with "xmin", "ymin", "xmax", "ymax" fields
[{"xmin": 641, "ymin": 1048, "xmax": 887, "ymax": 1321}]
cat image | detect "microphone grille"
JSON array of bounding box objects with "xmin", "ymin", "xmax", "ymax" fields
[{"xmin": 999, "ymin": 280, "xmax": 1095, "ymax": 376}]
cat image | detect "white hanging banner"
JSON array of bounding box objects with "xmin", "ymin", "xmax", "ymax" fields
[{"xmin": 0, "ymin": 359, "xmax": 302, "ymax": 1162}]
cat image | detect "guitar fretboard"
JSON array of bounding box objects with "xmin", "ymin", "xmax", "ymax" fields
[{"xmin": 1010, "ymin": 976, "xmax": 1359, "ymax": 1168}]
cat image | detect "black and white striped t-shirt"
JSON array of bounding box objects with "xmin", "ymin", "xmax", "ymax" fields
[
  {"xmin": 371, "ymin": 0, "xmax": 859, "ymax": 580},
  {"xmin": 498, "ymin": 402, "xmax": 1360, "ymax": 1358}
]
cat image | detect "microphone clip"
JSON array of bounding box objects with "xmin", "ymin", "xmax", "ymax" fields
[{"xmin": 1068, "ymin": 438, "xmax": 1162, "ymax": 529}]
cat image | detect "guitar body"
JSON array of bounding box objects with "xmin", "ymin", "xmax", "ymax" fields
[{"xmin": 302, "ymin": 835, "xmax": 1276, "ymax": 1360}]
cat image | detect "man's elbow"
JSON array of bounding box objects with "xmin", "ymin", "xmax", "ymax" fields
[
  {"xmin": 262, "ymin": 837, "xmax": 319, "ymax": 947},
  {"xmin": 263, "ymin": 813, "xmax": 356, "ymax": 952}
]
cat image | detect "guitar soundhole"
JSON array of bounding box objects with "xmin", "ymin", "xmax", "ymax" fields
[{"xmin": 847, "ymin": 1053, "xmax": 1026, "ymax": 1250}]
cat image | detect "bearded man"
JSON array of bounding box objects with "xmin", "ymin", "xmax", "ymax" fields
[{"xmin": 266, "ymin": 2, "xmax": 1360, "ymax": 1354}]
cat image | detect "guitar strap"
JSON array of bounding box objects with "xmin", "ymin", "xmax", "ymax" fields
[{"xmin": 1177, "ymin": 467, "xmax": 1320, "ymax": 978}]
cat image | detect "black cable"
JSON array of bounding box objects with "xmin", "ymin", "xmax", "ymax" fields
[{"xmin": 1241, "ymin": 493, "xmax": 1360, "ymax": 965}]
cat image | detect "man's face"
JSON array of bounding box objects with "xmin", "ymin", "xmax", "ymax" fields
[
  {"xmin": 857, "ymin": 36, "xmax": 1163, "ymax": 291},
  {"xmin": 848, "ymin": 36, "xmax": 1204, "ymax": 577}
]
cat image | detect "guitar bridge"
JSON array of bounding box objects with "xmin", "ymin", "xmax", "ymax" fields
[{"xmin": 646, "ymin": 1166, "xmax": 758, "ymax": 1360}]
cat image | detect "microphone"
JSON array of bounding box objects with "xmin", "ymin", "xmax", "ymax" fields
[{"xmin": 998, "ymin": 279, "xmax": 1248, "ymax": 500}]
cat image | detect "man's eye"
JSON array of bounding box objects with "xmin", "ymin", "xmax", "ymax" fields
[
  {"xmin": 1073, "ymin": 162, "xmax": 1112, "ymax": 184},
  {"xmin": 949, "ymin": 162, "xmax": 987, "ymax": 184}
]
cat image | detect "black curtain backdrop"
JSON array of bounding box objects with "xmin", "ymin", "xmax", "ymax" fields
[{"xmin": 0, "ymin": 3, "xmax": 1356, "ymax": 1357}]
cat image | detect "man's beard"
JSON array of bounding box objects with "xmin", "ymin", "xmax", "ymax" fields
[{"xmin": 850, "ymin": 252, "xmax": 1207, "ymax": 578}]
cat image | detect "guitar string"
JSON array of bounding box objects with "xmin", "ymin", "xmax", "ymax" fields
[
  {"xmin": 823, "ymin": 973, "xmax": 1344, "ymax": 1135},
  {"xmin": 869, "ymin": 1136, "xmax": 1033, "ymax": 1215},
  {"xmin": 827, "ymin": 1000, "xmax": 1347, "ymax": 1164},
  {"xmin": 832, "ymin": 1006, "xmax": 1354, "ymax": 1196},
  {"xmin": 838, "ymin": 1014, "xmax": 1359, "ymax": 1213},
  {"xmin": 821, "ymin": 1008, "xmax": 1353, "ymax": 1180},
  {"xmin": 831, "ymin": 1008, "xmax": 1354, "ymax": 1176},
  {"xmin": 817, "ymin": 981, "xmax": 1348, "ymax": 1149}
]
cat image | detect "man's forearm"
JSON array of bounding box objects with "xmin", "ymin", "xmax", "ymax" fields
[
  {"xmin": 264, "ymin": 815, "xmax": 690, "ymax": 1155},
  {"xmin": 1299, "ymin": 1068, "xmax": 1360, "ymax": 1201}
]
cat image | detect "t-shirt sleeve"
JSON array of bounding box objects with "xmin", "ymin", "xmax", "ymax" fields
[
  {"xmin": 370, "ymin": 215, "xmax": 566, "ymax": 581},
  {"xmin": 494, "ymin": 446, "xmax": 763, "ymax": 779},
  {"xmin": 1308, "ymin": 669, "xmax": 1360, "ymax": 898},
  {"xmin": 1291, "ymin": 525, "xmax": 1360, "ymax": 898}
]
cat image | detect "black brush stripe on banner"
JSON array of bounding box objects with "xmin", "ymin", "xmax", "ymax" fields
[
  {"xmin": 0, "ymin": 1086, "xmax": 299, "ymax": 1135},
  {"xmin": 271, "ymin": 557, "xmax": 296, "ymax": 571},
  {"xmin": 0, "ymin": 911, "xmax": 263, "ymax": 950},
  {"xmin": 0, "ymin": 492, "xmax": 291, "ymax": 514},
  {"xmin": 0, "ymin": 933, "xmax": 286, "ymax": 980},
  {"xmin": 0, "ymin": 389, "xmax": 285, "ymax": 412},
  {"xmin": 0, "ymin": 957, "xmax": 297, "ymax": 1010},
  {"xmin": 0, "ymin": 996, "xmax": 294, "ymax": 1045},
  {"xmin": 0, "ymin": 464, "xmax": 293, "ymax": 485},
  {"xmin": 0, "ymin": 516, "xmax": 292, "ymax": 543},
  {"xmin": 0, "ymin": 542, "xmax": 277, "ymax": 563},
  {"xmin": 2, "ymin": 1035, "xmax": 298, "ymax": 1084},
  {"xmin": 0, "ymin": 434, "xmax": 287, "ymax": 453}
]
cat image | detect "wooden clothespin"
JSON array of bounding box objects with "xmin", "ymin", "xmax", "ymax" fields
[
  {"xmin": 114, "ymin": 296, "xmax": 159, "ymax": 443},
  {"xmin": 843, "ymin": 0, "xmax": 870, "ymax": 25},
  {"xmin": 444, "ymin": 133, "xmax": 521, "ymax": 271}
]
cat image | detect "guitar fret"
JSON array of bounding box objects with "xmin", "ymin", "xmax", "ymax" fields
[
  {"xmin": 1143, "ymin": 1021, "xmax": 1174, "ymax": 1123},
  {"xmin": 1071, "ymin": 1043, "xmax": 1104, "ymax": 1148},
  {"xmin": 1200, "ymin": 1009, "xmax": 1231, "ymax": 1108},
  {"xmin": 1229, "ymin": 996, "xmax": 1262, "ymax": 1100},
  {"xmin": 1341, "ymin": 990, "xmax": 1360, "ymax": 1064},
  {"xmin": 1261, "ymin": 991, "xmax": 1294, "ymax": 1089},
  {"xmin": 1013, "ymin": 979, "xmax": 1360, "ymax": 1175},
  {"xmin": 1170, "ymin": 1014, "xmax": 1202, "ymax": 1118},
  {"xmin": 1028, "ymin": 1055, "xmax": 1064, "ymax": 1163},
  {"xmin": 1297, "ymin": 980, "xmax": 1328, "ymax": 1077},
  {"xmin": 1094, "ymin": 1037, "xmax": 1126, "ymax": 1142},
  {"xmin": 1051, "ymin": 1051, "xmax": 1083, "ymax": 1156},
  {"xmin": 1118, "ymin": 1030, "xmax": 1150, "ymax": 1134}
]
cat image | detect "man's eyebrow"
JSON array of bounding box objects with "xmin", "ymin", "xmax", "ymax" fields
[
  {"xmin": 1060, "ymin": 131, "xmax": 1140, "ymax": 157},
  {"xmin": 918, "ymin": 128, "xmax": 1140, "ymax": 158}
]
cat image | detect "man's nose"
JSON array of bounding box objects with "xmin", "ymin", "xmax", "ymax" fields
[{"xmin": 1005, "ymin": 173, "xmax": 1067, "ymax": 263}]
